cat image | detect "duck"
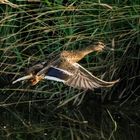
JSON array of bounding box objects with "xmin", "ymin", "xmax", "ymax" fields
[{"xmin": 12, "ymin": 42, "xmax": 119, "ymax": 90}]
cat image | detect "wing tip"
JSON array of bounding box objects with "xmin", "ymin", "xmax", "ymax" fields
[
  {"xmin": 12, "ymin": 74, "xmax": 33, "ymax": 84},
  {"xmin": 103, "ymin": 78, "xmax": 120, "ymax": 87}
]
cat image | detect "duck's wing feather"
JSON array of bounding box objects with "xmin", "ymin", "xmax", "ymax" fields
[
  {"xmin": 65, "ymin": 63, "xmax": 119, "ymax": 90},
  {"xmin": 44, "ymin": 66, "xmax": 72, "ymax": 82},
  {"xmin": 38, "ymin": 59, "xmax": 119, "ymax": 90}
]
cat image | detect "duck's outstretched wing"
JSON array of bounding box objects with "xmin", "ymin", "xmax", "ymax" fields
[{"xmin": 65, "ymin": 63, "xmax": 119, "ymax": 90}]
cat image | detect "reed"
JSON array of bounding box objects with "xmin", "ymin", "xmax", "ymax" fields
[{"xmin": 0, "ymin": 0, "xmax": 139, "ymax": 139}]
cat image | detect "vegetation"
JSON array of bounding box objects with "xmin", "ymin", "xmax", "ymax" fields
[{"xmin": 0, "ymin": 0, "xmax": 140, "ymax": 139}]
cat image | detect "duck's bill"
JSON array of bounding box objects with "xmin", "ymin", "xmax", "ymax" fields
[{"xmin": 12, "ymin": 74, "xmax": 33, "ymax": 84}]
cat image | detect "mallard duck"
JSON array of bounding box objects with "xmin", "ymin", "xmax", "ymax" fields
[{"xmin": 12, "ymin": 42, "xmax": 119, "ymax": 90}]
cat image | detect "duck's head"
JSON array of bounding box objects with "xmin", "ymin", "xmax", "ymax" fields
[
  {"xmin": 12, "ymin": 63, "xmax": 45, "ymax": 85},
  {"xmin": 91, "ymin": 42, "xmax": 115, "ymax": 52}
]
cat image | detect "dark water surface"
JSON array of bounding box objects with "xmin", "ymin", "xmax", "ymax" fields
[{"xmin": 0, "ymin": 91, "xmax": 140, "ymax": 140}]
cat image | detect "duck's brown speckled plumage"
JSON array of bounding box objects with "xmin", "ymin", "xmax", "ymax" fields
[{"xmin": 12, "ymin": 42, "xmax": 119, "ymax": 90}]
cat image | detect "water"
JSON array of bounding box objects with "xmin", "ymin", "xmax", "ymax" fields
[{"xmin": 0, "ymin": 91, "xmax": 140, "ymax": 140}]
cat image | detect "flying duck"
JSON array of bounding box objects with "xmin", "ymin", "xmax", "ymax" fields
[{"xmin": 12, "ymin": 42, "xmax": 119, "ymax": 90}]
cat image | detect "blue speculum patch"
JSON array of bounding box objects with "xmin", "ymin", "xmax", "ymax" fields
[{"xmin": 47, "ymin": 67, "xmax": 69, "ymax": 80}]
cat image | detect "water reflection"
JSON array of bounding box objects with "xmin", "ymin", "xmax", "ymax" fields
[{"xmin": 0, "ymin": 90, "xmax": 140, "ymax": 140}]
